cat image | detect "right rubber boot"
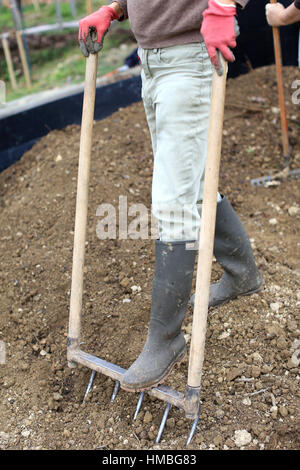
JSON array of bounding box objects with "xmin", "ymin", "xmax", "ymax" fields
[
  {"xmin": 190, "ymin": 195, "xmax": 264, "ymax": 308},
  {"xmin": 121, "ymin": 240, "xmax": 196, "ymax": 392}
]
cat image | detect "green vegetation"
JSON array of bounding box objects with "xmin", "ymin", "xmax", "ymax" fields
[
  {"xmin": 0, "ymin": 1, "xmax": 135, "ymax": 102},
  {"xmin": 0, "ymin": 0, "xmax": 90, "ymax": 32}
]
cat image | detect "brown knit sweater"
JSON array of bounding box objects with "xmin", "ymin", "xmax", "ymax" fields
[
  {"xmin": 295, "ymin": 0, "xmax": 300, "ymax": 9},
  {"xmin": 111, "ymin": 0, "xmax": 249, "ymax": 49}
]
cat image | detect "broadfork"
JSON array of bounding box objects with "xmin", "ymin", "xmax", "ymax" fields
[{"xmin": 67, "ymin": 39, "xmax": 228, "ymax": 445}]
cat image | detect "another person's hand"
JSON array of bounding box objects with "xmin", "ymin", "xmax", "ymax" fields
[
  {"xmin": 78, "ymin": 5, "xmax": 119, "ymax": 57},
  {"xmin": 201, "ymin": 0, "xmax": 238, "ymax": 75},
  {"xmin": 265, "ymin": 3, "xmax": 286, "ymax": 27}
]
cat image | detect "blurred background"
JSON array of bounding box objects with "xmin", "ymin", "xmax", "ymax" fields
[
  {"xmin": 0, "ymin": 0, "xmax": 299, "ymax": 103},
  {"xmin": 0, "ymin": 0, "xmax": 299, "ymax": 171},
  {"xmin": 0, "ymin": 0, "xmax": 137, "ymax": 102}
]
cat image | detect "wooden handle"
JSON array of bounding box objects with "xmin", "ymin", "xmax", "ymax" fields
[
  {"xmin": 187, "ymin": 56, "xmax": 228, "ymax": 389},
  {"xmin": 68, "ymin": 53, "xmax": 98, "ymax": 354},
  {"xmin": 15, "ymin": 30, "xmax": 32, "ymax": 89},
  {"xmin": 2, "ymin": 37, "xmax": 18, "ymax": 90},
  {"xmin": 270, "ymin": 0, "xmax": 290, "ymax": 161},
  {"xmin": 86, "ymin": 0, "xmax": 93, "ymax": 14}
]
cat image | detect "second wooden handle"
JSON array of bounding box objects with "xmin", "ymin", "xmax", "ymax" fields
[{"xmin": 187, "ymin": 56, "xmax": 228, "ymax": 389}]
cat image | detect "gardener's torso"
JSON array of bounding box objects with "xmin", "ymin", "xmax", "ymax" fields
[{"xmin": 125, "ymin": 0, "xmax": 208, "ymax": 48}]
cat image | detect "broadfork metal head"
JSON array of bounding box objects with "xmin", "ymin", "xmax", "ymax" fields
[
  {"xmin": 70, "ymin": 350, "xmax": 202, "ymax": 445},
  {"xmin": 83, "ymin": 371, "xmax": 201, "ymax": 445}
]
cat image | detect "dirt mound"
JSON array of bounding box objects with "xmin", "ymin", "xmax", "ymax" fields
[{"xmin": 0, "ymin": 65, "xmax": 299, "ymax": 450}]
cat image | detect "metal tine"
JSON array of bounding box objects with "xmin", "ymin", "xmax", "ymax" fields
[
  {"xmin": 133, "ymin": 392, "xmax": 145, "ymax": 421},
  {"xmin": 82, "ymin": 370, "xmax": 96, "ymax": 403},
  {"xmin": 155, "ymin": 402, "xmax": 171, "ymax": 444},
  {"xmin": 110, "ymin": 380, "xmax": 120, "ymax": 403},
  {"xmin": 186, "ymin": 408, "xmax": 201, "ymax": 446}
]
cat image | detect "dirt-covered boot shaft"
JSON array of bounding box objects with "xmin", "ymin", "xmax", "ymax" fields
[
  {"xmin": 190, "ymin": 194, "xmax": 264, "ymax": 308},
  {"xmin": 197, "ymin": 196, "xmax": 264, "ymax": 307},
  {"xmin": 121, "ymin": 240, "xmax": 196, "ymax": 392},
  {"xmin": 209, "ymin": 195, "xmax": 264, "ymax": 306}
]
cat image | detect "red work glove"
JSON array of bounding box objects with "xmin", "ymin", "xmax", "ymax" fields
[
  {"xmin": 78, "ymin": 6, "xmax": 119, "ymax": 57},
  {"xmin": 201, "ymin": 0, "xmax": 238, "ymax": 75}
]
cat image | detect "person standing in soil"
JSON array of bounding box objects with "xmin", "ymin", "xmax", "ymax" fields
[
  {"xmin": 266, "ymin": 1, "xmax": 300, "ymax": 26},
  {"xmin": 78, "ymin": 0, "xmax": 264, "ymax": 392}
]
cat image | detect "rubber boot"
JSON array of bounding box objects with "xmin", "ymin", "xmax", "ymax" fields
[
  {"xmin": 191, "ymin": 195, "xmax": 264, "ymax": 308},
  {"xmin": 121, "ymin": 240, "xmax": 196, "ymax": 392}
]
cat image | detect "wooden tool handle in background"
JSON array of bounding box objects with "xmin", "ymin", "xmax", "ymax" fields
[{"xmin": 270, "ymin": 0, "xmax": 290, "ymax": 164}]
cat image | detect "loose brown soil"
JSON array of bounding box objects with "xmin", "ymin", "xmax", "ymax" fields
[{"xmin": 0, "ymin": 65, "xmax": 299, "ymax": 451}]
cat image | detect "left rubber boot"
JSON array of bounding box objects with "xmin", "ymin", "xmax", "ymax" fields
[
  {"xmin": 121, "ymin": 240, "xmax": 196, "ymax": 392},
  {"xmin": 191, "ymin": 195, "xmax": 264, "ymax": 308}
]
